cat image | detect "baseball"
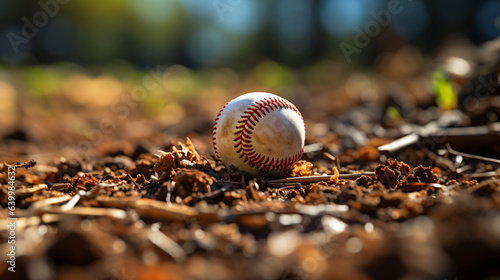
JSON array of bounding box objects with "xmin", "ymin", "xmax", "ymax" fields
[{"xmin": 213, "ymin": 92, "xmax": 306, "ymax": 175}]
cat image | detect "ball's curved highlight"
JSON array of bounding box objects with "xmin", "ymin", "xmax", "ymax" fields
[{"xmin": 212, "ymin": 92, "xmax": 306, "ymax": 175}]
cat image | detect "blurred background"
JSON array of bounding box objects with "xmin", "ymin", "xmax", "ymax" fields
[
  {"xmin": 2, "ymin": 0, "xmax": 499, "ymax": 66},
  {"xmin": 0, "ymin": 0, "xmax": 499, "ymax": 162}
]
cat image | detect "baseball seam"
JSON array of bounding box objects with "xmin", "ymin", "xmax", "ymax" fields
[
  {"xmin": 212, "ymin": 100, "xmax": 231, "ymax": 161},
  {"xmin": 232, "ymin": 97, "xmax": 304, "ymax": 172}
]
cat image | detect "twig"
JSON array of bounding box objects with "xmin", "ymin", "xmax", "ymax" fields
[
  {"xmin": 323, "ymin": 152, "xmax": 341, "ymax": 170},
  {"xmin": 377, "ymin": 133, "xmax": 419, "ymax": 154},
  {"xmin": 303, "ymin": 143, "xmax": 324, "ymax": 154},
  {"xmin": 147, "ymin": 224, "xmax": 187, "ymax": 262},
  {"xmin": 446, "ymin": 144, "xmax": 500, "ymax": 165},
  {"xmin": 29, "ymin": 195, "xmax": 73, "ymax": 214},
  {"xmin": 378, "ymin": 122, "xmax": 500, "ymax": 154},
  {"xmin": 0, "ymin": 159, "xmax": 37, "ymax": 173},
  {"xmin": 220, "ymin": 202, "xmax": 349, "ymax": 220},
  {"xmin": 276, "ymin": 184, "xmax": 302, "ymax": 193},
  {"xmin": 455, "ymin": 165, "xmax": 473, "ymax": 174},
  {"xmin": 268, "ymin": 172, "xmax": 375, "ymax": 184},
  {"xmin": 15, "ymin": 184, "xmax": 48, "ymax": 199},
  {"xmin": 296, "ymin": 204, "xmax": 349, "ymax": 216},
  {"xmin": 36, "ymin": 205, "xmax": 128, "ymax": 219},
  {"xmin": 60, "ymin": 194, "xmax": 81, "ymax": 211},
  {"xmin": 96, "ymin": 197, "xmax": 197, "ymax": 221},
  {"xmin": 165, "ymin": 181, "xmax": 174, "ymax": 203},
  {"xmin": 322, "ymin": 152, "xmax": 336, "ymax": 162},
  {"xmin": 462, "ymin": 171, "xmax": 500, "ymax": 179},
  {"xmin": 127, "ymin": 173, "xmax": 141, "ymax": 189}
]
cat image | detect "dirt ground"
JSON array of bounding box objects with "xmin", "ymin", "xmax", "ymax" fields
[{"xmin": 1, "ymin": 39, "xmax": 500, "ymax": 280}]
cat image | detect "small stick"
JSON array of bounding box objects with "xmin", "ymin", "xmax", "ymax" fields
[
  {"xmin": 127, "ymin": 173, "xmax": 141, "ymax": 189},
  {"xmin": 322, "ymin": 152, "xmax": 336, "ymax": 162},
  {"xmin": 268, "ymin": 172, "xmax": 375, "ymax": 184},
  {"xmin": 323, "ymin": 152, "xmax": 341, "ymax": 171},
  {"xmin": 60, "ymin": 194, "xmax": 81, "ymax": 211},
  {"xmin": 36, "ymin": 205, "xmax": 128, "ymax": 219},
  {"xmin": 165, "ymin": 181, "xmax": 174, "ymax": 203},
  {"xmin": 446, "ymin": 144, "xmax": 500, "ymax": 165},
  {"xmin": 378, "ymin": 123, "xmax": 500, "ymax": 154},
  {"xmin": 455, "ymin": 165, "xmax": 473, "ymax": 174},
  {"xmin": 0, "ymin": 159, "xmax": 37, "ymax": 173},
  {"xmin": 147, "ymin": 225, "xmax": 187, "ymax": 262},
  {"xmin": 15, "ymin": 184, "xmax": 48, "ymax": 199},
  {"xmin": 378, "ymin": 133, "xmax": 419, "ymax": 154},
  {"xmin": 29, "ymin": 195, "xmax": 73, "ymax": 214},
  {"xmin": 462, "ymin": 171, "xmax": 500, "ymax": 179},
  {"xmin": 303, "ymin": 143, "xmax": 324, "ymax": 154},
  {"xmin": 276, "ymin": 184, "xmax": 302, "ymax": 192}
]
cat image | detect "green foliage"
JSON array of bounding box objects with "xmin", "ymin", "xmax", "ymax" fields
[
  {"xmin": 252, "ymin": 61, "xmax": 294, "ymax": 91},
  {"xmin": 20, "ymin": 67, "xmax": 63, "ymax": 97},
  {"xmin": 386, "ymin": 106, "xmax": 402, "ymax": 121},
  {"xmin": 432, "ymin": 70, "xmax": 457, "ymax": 110}
]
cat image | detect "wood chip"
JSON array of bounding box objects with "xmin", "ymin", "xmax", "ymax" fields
[
  {"xmin": 35, "ymin": 206, "xmax": 128, "ymax": 219},
  {"xmin": 135, "ymin": 199, "xmax": 197, "ymax": 221}
]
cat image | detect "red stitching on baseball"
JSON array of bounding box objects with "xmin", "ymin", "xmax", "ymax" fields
[
  {"xmin": 214, "ymin": 95, "xmax": 304, "ymax": 172},
  {"xmin": 233, "ymin": 97, "xmax": 304, "ymax": 172},
  {"xmin": 213, "ymin": 100, "xmax": 231, "ymax": 160}
]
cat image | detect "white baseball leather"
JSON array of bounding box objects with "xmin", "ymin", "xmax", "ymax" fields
[{"xmin": 213, "ymin": 92, "xmax": 305, "ymax": 174}]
